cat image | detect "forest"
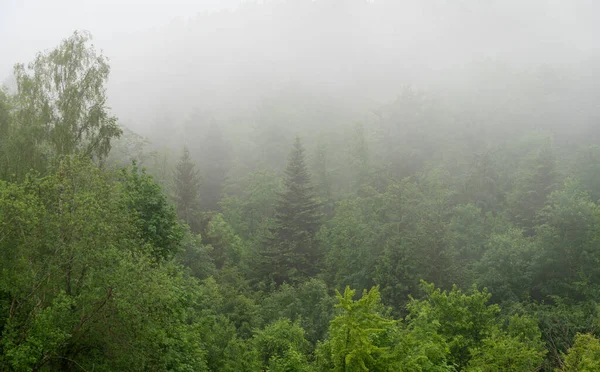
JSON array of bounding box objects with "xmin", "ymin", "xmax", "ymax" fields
[{"xmin": 2, "ymin": 1, "xmax": 600, "ymax": 371}]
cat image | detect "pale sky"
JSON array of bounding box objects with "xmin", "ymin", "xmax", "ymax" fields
[
  {"xmin": 0, "ymin": 0, "xmax": 242, "ymax": 77},
  {"xmin": 2, "ymin": 0, "xmax": 599, "ymax": 133}
]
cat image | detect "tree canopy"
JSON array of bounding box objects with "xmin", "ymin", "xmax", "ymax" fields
[{"xmin": 1, "ymin": 28, "xmax": 600, "ymax": 371}]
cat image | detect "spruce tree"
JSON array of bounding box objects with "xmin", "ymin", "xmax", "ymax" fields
[
  {"xmin": 349, "ymin": 123, "xmax": 370, "ymax": 191},
  {"xmin": 258, "ymin": 136, "xmax": 323, "ymax": 285},
  {"xmin": 173, "ymin": 146, "xmax": 201, "ymax": 231},
  {"xmin": 197, "ymin": 118, "xmax": 230, "ymax": 212}
]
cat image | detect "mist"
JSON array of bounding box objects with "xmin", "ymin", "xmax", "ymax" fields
[
  {"xmin": 5, "ymin": 0, "xmax": 600, "ymax": 211},
  {"xmin": 4, "ymin": 1, "xmax": 600, "ymax": 370},
  {"xmin": 4, "ymin": 0, "xmax": 599, "ymax": 139},
  {"xmin": 111, "ymin": 0, "xmax": 599, "ymax": 137}
]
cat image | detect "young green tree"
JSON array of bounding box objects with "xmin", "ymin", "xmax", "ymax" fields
[
  {"xmin": 12, "ymin": 31, "xmax": 121, "ymax": 172},
  {"xmin": 202, "ymin": 213, "xmax": 244, "ymax": 270},
  {"xmin": 195, "ymin": 117, "xmax": 230, "ymax": 212},
  {"xmin": 119, "ymin": 162, "xmax": 184, "ymax": 261},
  {"xmin": 0, "ymin": 159, "xmax": 206, "ymax": 371},
  {"xmin": 406, "ymin": 282, "xmax": 545, "ymax": 370},
  {"xmin": 173, "ymin": 145, "xmax": 201, "ymax": 231},
  {"xmin": 319, "ymin": 286, "xmax": 394, "ymax": 372},
  {"xmin": 465, "ymin": 315, "xmax": 546, "ymax": 371},
  {"xmin": 251, "ymin": 319, "xmax": 312, "ymax": 372},
  {"xmin": 256, "ymin": 136, "xmax": 323, "ymax": 285},
  {"xmin": 406, "ymin": 282, "xmax": 500, "ymax": 369},
  {"xmin": 560, "ymin": 333, "xmax": 600, "ymax": 372}
]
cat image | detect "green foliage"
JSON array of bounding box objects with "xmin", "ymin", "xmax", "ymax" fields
[
  {"xmin": 173, "ymin": 146, "xmax": 201, "ymax": 231},
  {"xmin": 256, "ymin": 136, "xmax": 323, "ymax": 285},
  {"xmin": 262, "ymin": 279, "xmax": 335, "ymax": 345},
  {"xmin": 196, "ymin": 274, "xmax": 261, "ymax": 341},
  {"xmin": 405, "ymin": 283, "xmax": 545, "ymax": 371},
  {"xmin": 312, "ymin": 141, "xmax": 333, "ymax": 205},
  {"xmin": 507, "ymin": 144, "xmax": 559, "ymax": 234},
  {"xmin": 465, "ymin": 332, "xmax": 544, "ymax": 371},
  {"xmin": 252, "ymin": 319, "xmax": 312, "ymax": 371},
  {"xmin": 185, "ymin": 277, "xmax": 256, "ymax": 371},
  {"xmin": 11, "ymin": 31, "xmax": 121, "ymax": 176},
  {"xmin": 4, "ymin": 27, "xmax": 600, "ymax": 372},
  {"xmin": 196, "ymin": 120, "xmax": 230, "ymax": 212},
  {"xmin": 0, "ymin": 88, "xmax": 14, "ymax": 180},
  {"xmin": 533, "ymin": 179, "xmax": 600, "ymax": 300},
  {"xmin": 221, "ymin": 170, "xmax": 282, "ymax": 238},
  {"xmin": 476, "ymin": 228, "xmax": 538, "ymax": 303},
  {"xmin": 119, "ymin": 161, "xmax": 184, "ymax": 261},
  {"xmin": 0, "ymin": 159, "xmax": 207, "ymax": 371},
  {"xmin": 321, "ymin": 192, "xmax": 383, "ymax": 293},
  {"xmin": 560, "ymin": 333, "xmax": 600, "ymax": 372},
  {"xmin": 175, "ymin": 227, "xmax": 215, "ymax": 280},
  {"xmin": 466, "ymin": 315, "xmax": 546, "ymax": 371},
  {"xmin": 571, "ymin": 145, "xmax": 600, "ymax": 203},
  {"xmin": 375, "ymin": 170, "xmax": 455, "ymax": 310},
  {"xmin": 532, "ymin": 300, "xmax": 600, "ymax": 369},
  {"xmin": 267, "ymin": 348, "xmax": 313, "ymax": 372},
  {"xmin": 327, "ymin": 286, "xmax": 394, "ymax": 372},
  {"xmin": 406, "ymin": 282, "xmax": 500, "ymax": 369},
  {"xmin": 390, "ymin": 315, "xmax": 453, "ymax": 372},
  {"xmin": 203, "ymin": 213, "xmax": 244, "ymax": 270},
  {"xmin": 460, "ymin": 151, "xmax": 503, "ymax": 213},
  {"xmin": 446, "ymin": 203, "xmax": 497, "ymax": 289}
]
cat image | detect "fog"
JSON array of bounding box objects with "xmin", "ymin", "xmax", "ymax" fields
[
  {"xmin": 5, "ymin": 4, "xmax": 600, "ymax": 368},
  {"xmin": 2, "ymin": 0, "xmax": 600, "ymax": 151}
]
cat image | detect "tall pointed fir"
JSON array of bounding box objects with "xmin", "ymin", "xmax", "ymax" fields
[
  {"xmin": 258, "ymin": 136, "xmax": 323, "ymax": 285},
  {"xmin": 173, "ymin": 146, "xmax": 201, "ymax": 232}
]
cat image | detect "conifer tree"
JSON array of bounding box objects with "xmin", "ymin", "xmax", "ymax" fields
[
  {"xmin": 258, "ymin": 136, "xmax": 322, "ymax": 285},
  {"xmin": 173, "ymin": 146, "xmax": 201, "ymax": 231},
  {"xmin": 197, "ymin": 118, "xmax": 230, "ymax": 212},
  {"xmin": 349, "ymin": 123, "xmax": 370, "ymax": 191},
  {"xmin": 313, "ymin": 141, "xmax": 335, "ymax": 217}
]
